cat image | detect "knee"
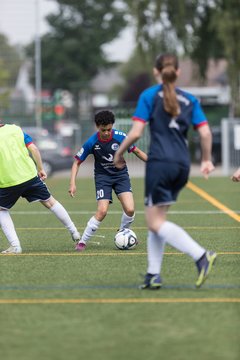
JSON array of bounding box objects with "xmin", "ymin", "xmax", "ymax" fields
[
  {"xmin": 148, "ymin": 224, "xmax": 157, "ymax": 233},
  {"xmin": 148, "ymin": 220, "xmax": 165, "ymax": 234},
  {"xmin": 96, "ymin": 209, "xmax": 107, "ymax": 221},
  {"xmin": 124, "ymin": 209, "xmax": 135, "ymax": 217},
  {"xmin": 41, "ymin": 196, "xmax": 56, "ymax": 209}
]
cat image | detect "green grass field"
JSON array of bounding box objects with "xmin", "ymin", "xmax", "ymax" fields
[{"xmin": 0, "ymin": 176, "xmax": 239, "ymax": 360}]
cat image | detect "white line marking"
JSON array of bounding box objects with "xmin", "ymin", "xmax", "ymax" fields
[{"xmin": 10, "ymin": 210, "xmax": 240, "ymax": 215}]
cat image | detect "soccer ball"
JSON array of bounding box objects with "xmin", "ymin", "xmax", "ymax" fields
[{"xmin": 114, "ymin": 229, "xmax": 138, "ymax": 250}]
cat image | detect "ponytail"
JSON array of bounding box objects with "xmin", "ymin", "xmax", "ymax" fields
[{"xmin": 155, "ymin": 54, "xmax": 180, "ymax": 117}]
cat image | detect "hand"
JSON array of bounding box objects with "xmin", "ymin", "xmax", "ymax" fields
[
  {"xmin": 200, "ymin": 160, "xmax": 215, "ymax": 179},
  {"xmin": 38, "ymin": 169, "xmax": 47, "ymax": 181},
  {"xmin": 231, "ymin": 168, "xmax": 240, "ymax": 182},
  {"xmin": 113, "ymin": 152, "xmax": 126, "ymax": 169},
  {"xmin": 69, "ymin": 184, "xmax": 76, "ymax": 197}
]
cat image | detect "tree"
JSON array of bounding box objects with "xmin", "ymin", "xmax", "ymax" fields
[
  {"xmin": 121, "ymin": 73, "xmax": 151, "ymax": 102},
  {"xmin": 123, "ymin": 0, "xmax": 240, "ymax": 115},
  {"xmin": 124, "ymin": 0, "xmax": 181, "ymax": 68},
  {"xmin": 118, "ymin": 0, "xmax": 183, "ymax": 101},
  {"xmin": 26, "ymin": 0, "xmax": 127, "ymax": 92},
  {"xmin": 0, "ymin": 34, "xmax": 21, "ymax": 109},
  {"xmin": 166, "ymin": 0, "xmax": 240, "ymax": 116},
  {"xmin": 211, "ymin": 0, "xmax": 240, "ymax": 116}
]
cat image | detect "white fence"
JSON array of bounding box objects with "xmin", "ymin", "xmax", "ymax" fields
[
  {"xmin": 115, "ymin": 119, "xmax": 149, "ymax": 177},
  {"xmin": 221, "ymin": 118, "xmax": 240, "ymax": 175}
]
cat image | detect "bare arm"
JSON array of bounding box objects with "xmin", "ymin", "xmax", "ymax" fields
[
  {"xmin": 114, "ymin": 121, "xmax": 146, "ymax": 168},
  {"xmin": 197, "ymin": 124, "xmax": 215, "ymax": 179},
  {"xmin": 231, "ymin": 168, "xmax": 240, "ymax": 182},
  {"xmin": 27, "ymin": 143, "xmax": 47, "ymax": 180},
  {"xmin": 133, "ymin": 147, "xmax": 148, "ymax": 162},
  {"xmin": 69, "ymin": 160, "xmax": 81, "ymax": 197}
]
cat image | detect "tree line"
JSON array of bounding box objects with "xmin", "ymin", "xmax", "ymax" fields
[{"xmin": 0, "ymin": 0, "xmax": 239, "ymax": 115}]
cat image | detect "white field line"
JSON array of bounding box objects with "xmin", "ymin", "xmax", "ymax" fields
[
  {"xmin": 9, "ymin": 210, "xmax": 240, "ymax": 215},
  {"xmin": 1, "ymin": 298, "xmax": 240, "ymax": 304}
]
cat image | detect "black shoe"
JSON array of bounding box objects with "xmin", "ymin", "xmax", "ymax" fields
[
  {"xmin": 139, "ymin": 273, "xmax": 162, "ymax": 290},
  {"xmin": 196, "ymin": 251, "xmax": 217, "ymax": 288}
]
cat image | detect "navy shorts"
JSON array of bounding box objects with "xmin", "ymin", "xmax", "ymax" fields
[
  {"xmin": 144, "ymin": 161, "xmax": 190, "ymax": 206},
  {"xmin": 0, "ymin": 177, "xmax": 51, "ymax": 210},
  {"xmin": 95, "ymin": 173, "xmax": 132, "ymax": 203}
]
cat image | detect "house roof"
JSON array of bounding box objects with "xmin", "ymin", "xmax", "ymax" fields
[{"xmin": 91, "ymin": 58, "xmax": 228, "ymax": 93}]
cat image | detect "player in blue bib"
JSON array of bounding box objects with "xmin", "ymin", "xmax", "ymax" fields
[
  {"xmin": 114, "ymin": 53, "xmax": 217, "ymax": 288},
  {"xmin": 69, "ymin": 110, "xmax": 147, "ymax": 251}
]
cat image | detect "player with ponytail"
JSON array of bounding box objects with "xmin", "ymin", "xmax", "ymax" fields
[
  {"xmin": 114, "ymin": 53, "xmax": 217, "ymax": 289},
  {"xmin": 156, "ymin": 54, "xmax": 180, "ymax": 117}
]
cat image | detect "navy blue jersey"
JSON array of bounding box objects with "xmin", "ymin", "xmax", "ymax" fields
[
  {"xmin": 75, "ymin": 129, "xmax": 136, "ymax": 176},
  {"xmin": 133, "ymin": 84, "xmax": 207, "ymax": 167}
]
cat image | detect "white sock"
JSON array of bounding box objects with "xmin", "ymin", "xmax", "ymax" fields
[
  {"xmin": 50, "ymin": 201, "xmax": 78, "ymax": 234},
  {"xmin": 158, "ymin": 221, "xmax": 205, "ymax": 261},
  {"xmin": 120, "ymin": 212, "xmax": 135, "ymax": 229},
  {"xmin": 0, "ymin": 210, "xmax": 21, "ymax": 247},
  {"xmin": 81, "ymin": 216, "xmax": 101, "ymax": 243},
  {"xmin": 147, "ymin": 230, "xmax": 165, "ymax": 274}
]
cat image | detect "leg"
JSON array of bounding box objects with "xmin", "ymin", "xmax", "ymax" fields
[
  {"xmin": 118, "ymin": 192, "xmax": 135, "ymax": 229},
  {"xmin": 41, "ymin": 196, "xmax": 80, "ymax": 242},
  {"xmin": 146, "ymin": 205, "xmax": 216, "ymax": 288},
  {"xmin": 147, "ymin": 230, "xmax": 165, "ymax": 275},
  {"xmin": 140, "ymin": 206, "xmax": 168, "ymax": 289},
  {"xmin": 0, "ymin": 209, "xmax": 22, "ymax": 254},
  {"xmin": 146, "ymin": 205, "xmax": 205, "ymax": 260},
  {"xmin": 76, "ymin": 199, "xmax": 109, "ymax": 251}
]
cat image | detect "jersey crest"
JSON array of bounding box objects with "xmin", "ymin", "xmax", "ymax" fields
[{"xmin": 102, "ymin": 154, "xmax": 114, "ymax": 162}]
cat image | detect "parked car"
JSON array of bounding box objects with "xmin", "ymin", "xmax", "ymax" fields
[{"xmin": 22, "ymin": 127, "xmax": 74, "ymax": 176}]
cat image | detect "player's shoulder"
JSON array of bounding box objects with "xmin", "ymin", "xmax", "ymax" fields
[
  {"xmin": 140, "ymin": 84, "xmax": 162, "ymax": 99},
  {"xmin": 177, "ymin": 88, "xmax": 199, "ymax": 104},
  {"xmin": 4, "ymin": 123, "xmax": 23, "ymax": 135},
  {"xmin": 112, "ymin": 128, "xmax": 127, "ymax": 140},
  {"xmin": 84, "ymin": 132, "xmax": 98, "ymax": 146},
  {"xmin": 5, "ymin": 123, "xmax": 21, "ymax": 130}
]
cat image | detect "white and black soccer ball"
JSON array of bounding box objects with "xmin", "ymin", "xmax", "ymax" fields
[{"xmin": 114, "ymin": 229, "xmax": 138, "ymax": 250}]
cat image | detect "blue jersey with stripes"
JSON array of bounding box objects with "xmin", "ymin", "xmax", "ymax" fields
[
  {"xmin": 75, "ymin": 129, "xmax": 136, "ymax": 176},
  {"xmin": 133, "ymin": 84, "xmax": 207, "ymax": 167}
]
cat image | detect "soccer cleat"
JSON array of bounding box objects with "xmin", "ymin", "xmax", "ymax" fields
[
  {"xmin": 75, "ymin": 242, "xmax": 86, "ymax": 252},
  {"xmin": 139, "ymin": 273, "xmax": 162, "ymax": 290},
  {"xmin": 71, "ymin": 231, "xmax": 81, "ymax": 242},
  {"xmin": 196, "ymin": 251, "xmax": 217, "ymax": 288},
  {"xmin": 1, "ymin": 246, "xmax": 22, "ymax": 254}
]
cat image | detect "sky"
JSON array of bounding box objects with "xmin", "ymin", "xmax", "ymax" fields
[{"xmin": 0, "ymin": 0, "xmax": 134, "ymax": 61}]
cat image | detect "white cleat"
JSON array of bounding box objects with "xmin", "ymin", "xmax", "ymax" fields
[
  {"xmin": 1, "ymin": 246, "xmax": 22, "ymax": 254},
  {"xmin": 71, "ymin": 231, "xmax": 81, "ymax": 242}
]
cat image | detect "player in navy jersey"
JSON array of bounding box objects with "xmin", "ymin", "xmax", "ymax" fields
[
  {"xmin": 114, "ymin": 53, "xmax": 217, "ymax": 288},
  {"xmin": 69, "ymin": 110, "xmax": 147, "ymax": 251}
]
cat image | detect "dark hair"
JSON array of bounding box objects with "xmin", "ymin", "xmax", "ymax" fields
[
  {"xmin": 95, "ymin": 110, "xmax": 115, "ymax": 127},
  {"xmin": 155, "ymin": 54, "xmax": 180, "ymax": 117}
]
